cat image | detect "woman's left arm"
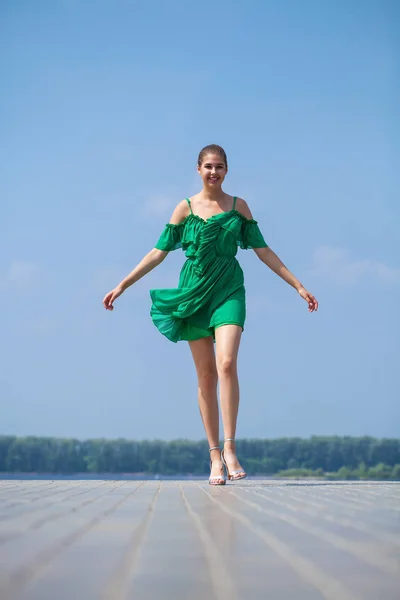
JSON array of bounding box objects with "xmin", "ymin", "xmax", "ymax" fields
[
  {"xmin": 235, "ymin": 198, "xmax": 318, "ymax": 313},
  {"xmin": 254, "ymin": 246, "xmax": 318, "ymax": 312}
]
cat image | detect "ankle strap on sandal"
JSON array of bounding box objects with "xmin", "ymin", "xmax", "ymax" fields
[
  {"xmin": 224, "ymin": 438, "xmax": 236, "ymax": 443},
  {"xmin": 209, "ymin": 446, "xmax": 221, "ymax": 452}
]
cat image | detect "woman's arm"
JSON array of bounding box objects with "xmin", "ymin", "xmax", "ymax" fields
[
  {"xmin": 103, "ymin": 200, "xmax": 190, "ymax": 311},
  {"xmin": 254, "ymin": 246, "xmax": 302, "ymax": 290},
  {"xmin": 254, "ymin": 247, "xmax": 318, "ymax": 312},
  {"xmin": 119, "ymin": 248, "xmax": 169, "ymax": 291},
  {"xmin": 236, "ymin": 198, "xmax": 318, "ymax": 312},
  {"xmin": 102, "ymin": 248, "xmax": 168, "ymax": 311}
]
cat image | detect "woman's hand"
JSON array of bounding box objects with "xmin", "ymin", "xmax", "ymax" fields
[
  {"xmin": 103, "ymin": 285, "xmax": 124, "ymax": 311},
  {"xmin": 297, "ymin": 286, "xmax": 318, "ymax": 312}
]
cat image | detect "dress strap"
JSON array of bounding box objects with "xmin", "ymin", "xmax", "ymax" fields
[
  {"xmin": 232, "ymin": 196, "xmax": 237, "ymax": 210},
  {"xmin": 185, "ymin": 197, "xmax": 193, "ymax": 214}
]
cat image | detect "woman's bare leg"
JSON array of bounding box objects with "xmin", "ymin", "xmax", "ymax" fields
[
  {"xmin": 215, "ymin": 324, "xmax": 245, "ymax": 474},
  {"xmin": 189, "ymin": 336, "xmax": 223, "ymax": 480}
]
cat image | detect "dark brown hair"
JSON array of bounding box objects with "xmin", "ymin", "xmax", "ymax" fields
[{"xmin": 197, "ymin": 144, "xmax": 228, "ymax": 168}]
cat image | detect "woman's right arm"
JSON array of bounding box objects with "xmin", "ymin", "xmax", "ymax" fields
[
  {"xmin": 102, "ymin": 199, "xmax": 189, "ymax": 311},
  {"xmin": 102, "ymin": 248, "xmax": 168, "ymax": 310}
]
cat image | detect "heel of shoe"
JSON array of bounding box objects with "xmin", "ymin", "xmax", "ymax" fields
[
  {"xmin": 222, "ymin": 439, "xmax": 247, "ymax": 481},
  {"xmin": 221, "ymin": 450, "xmax": 232, "ymax": 481}
]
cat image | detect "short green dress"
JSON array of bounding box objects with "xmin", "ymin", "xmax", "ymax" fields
[{"xmin": 150, "ymin": 197, "xmax": 268, "ymax": 343}]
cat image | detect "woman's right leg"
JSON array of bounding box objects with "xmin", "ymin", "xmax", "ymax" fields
[{"xmin": 189, "ymin": 336, "xmax": 223, "ymax": 481}]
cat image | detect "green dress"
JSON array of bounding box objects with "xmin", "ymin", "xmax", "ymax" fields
[{"xmin": 150, "ymin": 197, "xmax": 268, "ymax": 343}]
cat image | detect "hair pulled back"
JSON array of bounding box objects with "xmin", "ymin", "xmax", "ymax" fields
[{"xmin": 197, "ymin": 144, "xmax": 228, "ymax": 168}]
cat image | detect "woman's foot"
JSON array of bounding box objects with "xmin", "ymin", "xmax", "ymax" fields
[
  {"xmin": 222, "ymin": 439, "xmax": 247, "ymax": 481},
  {"xmin": 209, "ymin": 447, "xmax": 226, "ymax": 485}
]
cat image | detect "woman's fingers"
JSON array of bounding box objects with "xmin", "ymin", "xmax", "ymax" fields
[
  {"xmin": 298, "ymin": 288, "xmax": 318, "ymax": 312},
  {"xmin": 102, "ymin": 286, "xmax": 124, "ymax": 310},
  {"xmin": 103, "ymin": 291, "xmax": 114, "ymax": 310},
  {"xmin": 307, "ymin": 294, "xmax": 318, "ymax": 312}
]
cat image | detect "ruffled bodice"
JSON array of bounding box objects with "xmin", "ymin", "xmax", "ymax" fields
[{"xmin": 156, "ymin": 210, "xmax": 267, "ymax": 261}]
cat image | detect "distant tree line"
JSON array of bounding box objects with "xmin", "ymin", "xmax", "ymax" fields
[
  {"xmin": 0, "ymin": 435, "xmax": 399, "ymax": 478},
  {"xmin": 278, "ymin": 464, "xmax": 400, "ymax": 480}
]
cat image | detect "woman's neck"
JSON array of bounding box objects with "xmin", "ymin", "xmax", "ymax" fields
[{"xmin": 200, "ymin": 187, "xmax": 227, "ymax": 202}]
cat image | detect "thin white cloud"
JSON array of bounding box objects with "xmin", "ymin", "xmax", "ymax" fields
[
  {"xmin": 310, "ymin": 246, "xmax": 400, "ymax": 285},
  {"xmin": 141, "ymin": 195, "xmax": 175, "ymax": 218},
  {"xmin": 4, "ymin": 261, "xmax": 42, "ymax": 291}
]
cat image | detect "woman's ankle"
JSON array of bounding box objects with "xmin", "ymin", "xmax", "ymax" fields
[
  {"xmin": 209, "ymin": 447, "xmax": 222, "ymax": 461},
  {"xmin": 224, "ymin": 438, "xmax": 236, "ymax": 451}
]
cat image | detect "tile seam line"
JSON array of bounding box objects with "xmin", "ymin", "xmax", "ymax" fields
[
  {"xmin": 101, "ymin": 482, "xmax": 161, "ymax": 600},
  {"xmin": 196, "ymin": 483, "xmax": 359, "ymax": 600},
  {"xmin": 1, "ymin": 482, "xmax": 146, "ymax": 600},
  {"xmin": 249, "ymin": 487, "xmax": 400, "ymax": 548},
  {"xmin": 231, "ymin": 488, "xmax": 399, "ymax": 576},
  {"xmin": 178, "ymin": 482, "xmax": 237, "ymax": 600}
]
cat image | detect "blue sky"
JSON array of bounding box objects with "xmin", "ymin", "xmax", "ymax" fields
[{"xmin": 1, "ymin": 0, "xmax": 399, "ymax": 441}]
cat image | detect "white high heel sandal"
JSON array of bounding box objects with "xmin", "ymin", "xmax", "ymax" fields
[
  {"xmin": 221, "ymin": 438, "xmax": 247, "ymax": 481},
  {"xmin": 208, "ymin": 446, "xmax": 226, "ymax": 486}
]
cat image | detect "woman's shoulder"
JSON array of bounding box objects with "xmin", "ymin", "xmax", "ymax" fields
[
  {"xmin": 168, "ymin": 199, "xmax": 191, "ymax": 225},
  {"xmin": 234, "ymin": 197, "xmax": 254, "ymax": 220}
]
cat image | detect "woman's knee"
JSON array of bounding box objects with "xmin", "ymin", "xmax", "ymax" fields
[
  {"xmin": 197, "ymin": 365, "xmax": 218, "ymax": 389},
  {"xmin": 217, "ymin": 356, "xmax": 237, "ymax": 377}
]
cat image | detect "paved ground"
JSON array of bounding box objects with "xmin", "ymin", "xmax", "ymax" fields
[{"xmin": 0, "ymin": 480, "xmax": 399, "ymax": 600}]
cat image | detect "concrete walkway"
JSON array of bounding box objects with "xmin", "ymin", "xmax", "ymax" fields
[{"xmin": 0, "ymin": 480, "xmax": 399, "ymax": 599}]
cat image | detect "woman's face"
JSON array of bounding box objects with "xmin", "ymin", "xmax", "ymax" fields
[{"xmin": 197, "ymin": 153, "xmax": 227, "ymax": 188}]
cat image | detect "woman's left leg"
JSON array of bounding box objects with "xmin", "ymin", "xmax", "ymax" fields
[{"xmin": 214, "ymin": 324, "xmax": 246, "ymax": 476}]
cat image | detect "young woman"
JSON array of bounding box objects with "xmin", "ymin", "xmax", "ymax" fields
[{"xmin": 103, "ymin": 144, "xmax": 318, "ymax": 485}]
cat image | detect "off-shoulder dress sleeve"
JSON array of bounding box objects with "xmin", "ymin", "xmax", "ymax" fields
[
  {"xmin": 155, "ymin": 223, "xmax": 184, "ymax": 251},
  {"xmin": 238, "ymin": 219, "xmax": 268, "ymax": 250}
]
